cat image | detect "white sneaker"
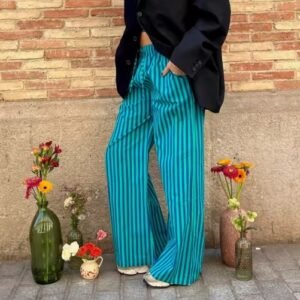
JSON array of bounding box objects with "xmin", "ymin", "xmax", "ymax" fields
[
  {"xmin": 117, "ymin": 265, "xmax": 149, "ymax": 275},
  {"xmin": 143, "ymin": 272, "xmax": 170, "ymax": 287}
]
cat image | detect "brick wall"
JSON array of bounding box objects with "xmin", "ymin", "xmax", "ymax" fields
[{"xmin": 0, "ymin": 0, "xmax": 299, "ymax": 101}]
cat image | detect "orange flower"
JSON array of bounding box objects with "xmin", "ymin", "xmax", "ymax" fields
[
  {"xmin": 234, "ymin": 169, "xmax": 247, "ymax": 183},
  {"xmin": 217, "ymin": 159, "xmax": 231, "ymax": 166}
]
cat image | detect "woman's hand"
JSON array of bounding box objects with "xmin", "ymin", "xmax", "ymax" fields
[{"xmin": 162, "ymin": 60, "xmax": 186, "ymax": 76}]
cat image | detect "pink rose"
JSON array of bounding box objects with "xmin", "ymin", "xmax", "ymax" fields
[{"xmin": 97, "ymin": 229, "xmax": 107, "ymax": 241}]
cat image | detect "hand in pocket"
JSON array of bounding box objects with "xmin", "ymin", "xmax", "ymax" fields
[{"xmin": 161, "ymin": 60, "xmax": 186, "ymax": 76}]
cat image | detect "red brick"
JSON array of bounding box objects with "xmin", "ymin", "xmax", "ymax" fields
[
  {"xmin": 17, "ymin": 20, "xmax": 64, "ymax": 30},
  {"xmin": 66, "ymin": 0, "xmax": 110, "ymax": 8},
  {"xmin": 111, "ymin": 17, "xmax": 124, "ymax": 26},
  {"xmin": 250, "ymin": 12, "xmax": 295, "ymax": 22},
  {"xmin": 276, "ymin": 2, "xmax": 298, "ymax": 11},
  {"xmin": 253, "ymin": 71, "xmax": 295, "ymax": 80},
  {"xmin": 275, "ymin": 42, "xmax": 300, "ymax": 51},
  {"xmin": 0, "ymin": 31, "xmax": 42, "ymax": 40},
  {"xmin": 45, "ymin": 49, "xmax": 91, "ymax": 59},
  {"xmin": 44, "ymin": 9, "xmax": 88, "ymax": 18},
  {"xmin": 25, "ymin": 80, "xmax": 70, "ymax": 89},
  {"xmin": 1, "ymin": 71, "xmax": 46, "ymax": 80},
  {"xmin": 95, "ymin": 48, "xmax": 113, "ymax": 57},
  {"xmin": 91, "ymin": 8, "xmax": 123, "ymax": 17},
  {"xmin": 225, "ymin": 72, "xmax": 251, "ymax": 81},
  {"xmin": 49, "ymin": 89, "xmax": 94, "ymax": 99},
  {"xmin": 252, "ymin": 32, "xmax": 296, "ymax": 42},
  {"xmin": 227, "ymin": 33, "xmax": 250, "ymax": 42},
  {"xmin": 0, "ymin": 61, "xmax": 22, "ymax": 70},
  {"xmin": 231, "ymin": 14, "xmax": 248, "ymax": 23},
  {"xmin": 20, "ymin": 39, "xmax": 66, "ymax": 49},
  {"xmin": 71, "ymin": 59, "xmax": 114, "ymax": 68},
  {"xmin": 0, "ymin": 1, "xmax": 15, "ymax": 9},
  {"xmin": 230, "ymin": 23, "xmax": 272, "ymax": 32},
  {"xmin": 96, "ymin": 88, "xmax": 118, "ymax": 97},
  {"xmin": 230, "ymin": 62, "xmax": 273, "ymax": 72},
  {"xmin": 275, "ymin": 80, "xmax": 300, "ymax": 90}
]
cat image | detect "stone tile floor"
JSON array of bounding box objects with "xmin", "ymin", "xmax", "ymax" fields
[{"xmin": 1, "ymin": 243, "xmax": 300, "ymax": 299}]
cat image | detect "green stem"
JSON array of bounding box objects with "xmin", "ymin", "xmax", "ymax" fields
[
  {"xmin": 224, "ymin": 176, "xmax": 231, "ymax": 198},
  {"xmin": 236, "ymin": 183, "xmax": 244, "ymax": 201},
  {"xmin": 230, "ymin": 179, "xmax": 233, "ymax": 198},
  {"xmin": 217, "ymin": 173, "xmax": 230, "ymax": 199}
]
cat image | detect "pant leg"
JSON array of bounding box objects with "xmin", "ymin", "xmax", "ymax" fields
[
  {"xmin": 148, "ymin": 48, "xmax": 206, "ymax": 285},
  {"xmin": 104, "ymin": 51, "xmax": 167, "ymax": 268}
]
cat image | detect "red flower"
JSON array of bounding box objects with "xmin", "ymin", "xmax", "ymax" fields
[
  {"xmin": 211, "ymin": 166, "xmax": 224, "ymax": 173},
  {"xmin": 91, "ymin": 247, "xmax": 103, "ymax": 258},
  {"xmin": 54, "ymin": 145, "xmax": 62, "ymax": 154},
  {"xmin": 24, "ymin": 177, "xmax": 42, "ymax": 199},
  {"xmin": 77, "ymin": 245, "xmax": 88, "ymax": 257},
  {"xmin": 41, "ymin": 156, "xmax": 51, "ymax": 163},
  {"xmin": 223, "ymin": 165, "xmax": 239, "ymax": 179},
  {"xmin": 50, "ymin": 161, "xmax": 59, "ymax": 167}
]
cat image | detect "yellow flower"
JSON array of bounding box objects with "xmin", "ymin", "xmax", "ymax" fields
[
  {"xmin": 38, "ymin": 180, "xmax": 53, "ymax": 193},
  {"xmin": 31, "ymin": 147, "xmax": 40, "ymax": 156},
  {"xmin": 233, "ymin": 169, "xmax": 247, "ymax": 183},
  {"xmin": 217, "ymin": 159, "xmax": 231, "ymax": 166},
  {"xmin": 232, "ymin": 163, "xmax": 243, "ymax": 169},
  {"xmin": 240, "ymin": 161, "xmax": 253, "ymax": 169}
]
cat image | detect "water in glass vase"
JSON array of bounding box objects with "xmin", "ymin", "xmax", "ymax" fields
[
  {"xmin": 29, "ymin": 201, "xmax": 64, "ymax": 284},
  {"xmin": 235, "ymin": 231, "xmax": 253, "ymax": 280}
]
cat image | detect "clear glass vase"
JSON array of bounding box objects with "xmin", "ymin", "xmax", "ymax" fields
[
  {"xmin": 67, "ymin": 217, "xmax": 83, "ymax": 270},
  {"xmin": 235, "ymin": 231, "xmax": 253, "ymax": 280},
  {"xmin": 29, "ymin": 201, "xmax": 64, "ymax": 284}
]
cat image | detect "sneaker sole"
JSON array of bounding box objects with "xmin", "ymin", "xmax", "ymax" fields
[
  {"xmin": 143, "ymin": 278, "xmax": 170, "ymax": 288},
  {"xmin": 116, "ymin": 267, "xmax": 149, "ymax": 276}
]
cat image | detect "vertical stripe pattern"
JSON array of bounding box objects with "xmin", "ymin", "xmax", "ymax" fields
[{"xmin": 104, "ymin": 44, "xmax": 205, "ymax": 285}]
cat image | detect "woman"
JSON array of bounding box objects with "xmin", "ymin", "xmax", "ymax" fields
[{"xmin": 105, "ymin": 0, "xmax": 231, "ymax": 287}]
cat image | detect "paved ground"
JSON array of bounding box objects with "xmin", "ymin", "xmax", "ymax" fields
[{"xmin": 1, "ymin": 243, "xmax": 300, "ymax": 300}]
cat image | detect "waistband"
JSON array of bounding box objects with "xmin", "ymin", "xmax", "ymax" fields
[{"xmin": 139, "ymin": 43, "xmax": 156, "ymax": 56}]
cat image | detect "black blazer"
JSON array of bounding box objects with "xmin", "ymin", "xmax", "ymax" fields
[{"xmin": 115, "ymin": 0, "xmax": 231, "ymax": 113}]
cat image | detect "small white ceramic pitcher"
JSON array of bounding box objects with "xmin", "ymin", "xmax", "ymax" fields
[{"xmin": 80, "ymin": 256, "xmax": 104, "ymax": 280}]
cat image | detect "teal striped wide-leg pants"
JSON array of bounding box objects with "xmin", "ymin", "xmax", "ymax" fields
[{"xmin": 104, "ymin": 44, "xmax": 205, "ymax": 285}]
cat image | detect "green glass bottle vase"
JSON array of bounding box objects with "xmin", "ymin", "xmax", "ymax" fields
[
  {"xmin": 67, "ymin": 217, "xmax": 83, "ymax": 270},
  {"xmin": 29, "ymin": 201, "xmax": 64, "ymax": 284},
  {"xmin": 235, "ymin": 231, "xmax": 253, "ymax": 280}
]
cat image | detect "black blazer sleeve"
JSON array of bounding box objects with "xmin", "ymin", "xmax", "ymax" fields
[{"xmin": 170, "ymin": 0, "xmax": 231, "ymax": 78}]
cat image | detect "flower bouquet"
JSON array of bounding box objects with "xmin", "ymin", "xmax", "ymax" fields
[
  {"xmin": 62, "ymin": 229, "xmax": 108, "ymax": 280},
  {"xmin": 64, "ymin": 189, "xmax": 87, "ymax": 245},
  {"xmin": 211, "ymin": 158, "xmax": 254, "ymax": 267},
  {"xmin": 23, "ymin": 140, "xmax": 64, "ymax": 284}
]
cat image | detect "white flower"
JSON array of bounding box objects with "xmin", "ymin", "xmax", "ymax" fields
[
  {"xmin": 62, "ymin": 244, "xmax": 72, "ymax": 261},
  {"xmin": 64, "ymin": 197, "xmax": 74, "ymax": 208},
  {"xmin": 61, "ymin": 242, "xmax": 79, "ymax": 261},
  {"xmin": 71, "ymin": 208, "xmax": 77, "ymax": 214},
  {"xmin": 78, "ymin": 214, "xmax": 86, "ymax": 221},
  {"xmin": 69, "ymin": 241, "xmax": 79, "ymax": 255}
]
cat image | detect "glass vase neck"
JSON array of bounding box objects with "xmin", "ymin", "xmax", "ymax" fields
[
  {"xmin": 37, "ymin": 200, "xmax": 48, "ymax": 209},
  {"xmin": 71, "ymin": 217, "xmax": 79, "ymax": 229},
  {"xmin": 240, "ymin": 231, "xmax": 247, "ymax": 239}
]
